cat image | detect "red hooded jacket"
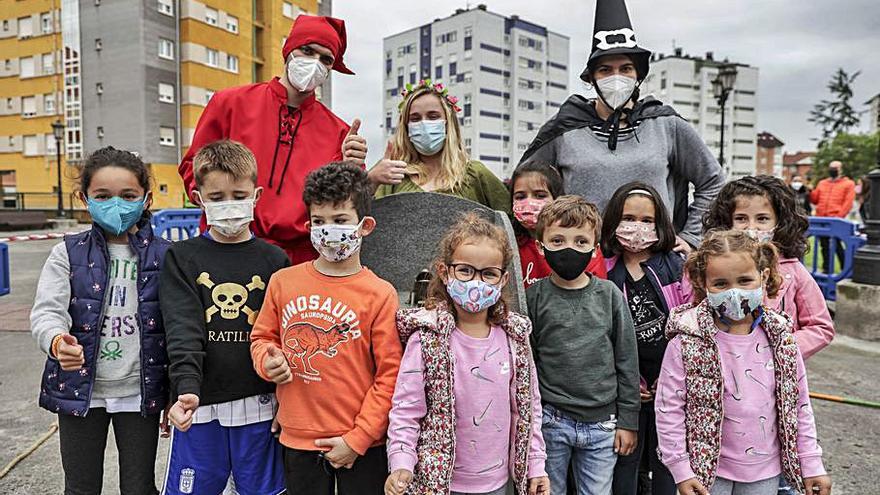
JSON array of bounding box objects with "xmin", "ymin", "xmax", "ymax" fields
[{"xmin": 179, "ymin": 77, "xmax": 349, "ymax": 264}]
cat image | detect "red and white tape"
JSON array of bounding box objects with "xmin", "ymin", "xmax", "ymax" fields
[{"xmin": 0, "ymin": 231, "xmax": 85, "ymax": 243}]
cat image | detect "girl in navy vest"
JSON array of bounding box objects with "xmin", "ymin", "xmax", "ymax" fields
[
  {"xmin": 602, "ymin": 182, "xmax": 691, "ymax": 495},
  {"xmin": 30, "ymin": 147, "xmax": 171, "ymax": 494}
]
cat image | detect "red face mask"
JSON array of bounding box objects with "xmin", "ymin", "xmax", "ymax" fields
[{"xmin": 513, "ymin": 198, "xmax": 550, "ymax": 229}]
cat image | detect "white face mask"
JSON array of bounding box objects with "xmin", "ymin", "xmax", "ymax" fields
[
  {"xmin": 596, "ymin": 74, "xmax": 637, "ymax": 110},
  {"xmin": 310, "ymin": 220, "xmax": 364, "ymax": 262},
  {"xmin": 198, "ymin": 192, "xmax": 256, "ymax": 238},
  {"xmin": 286, "ymin": 56, "xmax": 329, "ymax": 93}
]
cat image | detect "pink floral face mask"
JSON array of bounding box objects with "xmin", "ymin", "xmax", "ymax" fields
[
  {"xmin": 615, "ymin": 221, "xmax": 659, "ymax": 253},
  {"xmin": 512, "ymin": 198, "xmax": 549, "ymax": 229}
]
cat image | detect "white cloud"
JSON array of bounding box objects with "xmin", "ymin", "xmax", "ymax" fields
[{"xmin": 329, "ymin": 0, "xmax": 880, "ymax": 163}]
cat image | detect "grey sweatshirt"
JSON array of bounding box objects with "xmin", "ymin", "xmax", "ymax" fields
[
  {"xmin": 526, "ymin": 276, "xmax": 640, "ymax": 430},
  {"xmin": 31, "ymin": 242, "xmax": 142, "ymax": 400},
  {"xmin": 527, "ymin": 115, "xmax": 724, "ymax": 247}
]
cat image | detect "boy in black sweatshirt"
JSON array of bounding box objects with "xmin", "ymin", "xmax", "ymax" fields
[{"xmin": 160, "ymin": 140, "xmax": 290, "ymax": 495}]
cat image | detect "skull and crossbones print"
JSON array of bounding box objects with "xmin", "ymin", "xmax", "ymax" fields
[{"xmin": 195, "ymin": 272, "xmax": 265, "ymax": 324}]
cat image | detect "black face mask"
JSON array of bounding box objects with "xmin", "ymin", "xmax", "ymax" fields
[
  {"xmin": 542, "ymin": 246, "xmax": 593, "ymax": 281},
  {"xmin": 829, "ymin": 168, "xmax": 839, "ymax": 179}
]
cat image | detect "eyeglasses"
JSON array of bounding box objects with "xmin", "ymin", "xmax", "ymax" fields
[{"xmin": 447, "ymin": 263, "xmax": 505, "ymax": 284}]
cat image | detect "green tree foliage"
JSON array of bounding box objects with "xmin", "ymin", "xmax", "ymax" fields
[
  {"xmin": 809, "ymin": 68, "xmax": 862, "ymax": 143},
  {"xmin": 813, "ymin": 131, "xmax": 880, "ymax": 183}
]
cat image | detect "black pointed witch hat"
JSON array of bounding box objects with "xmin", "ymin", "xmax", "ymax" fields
[{"xmin": 580, "ymin": 0, "xmax": 651, "ymax": 82}]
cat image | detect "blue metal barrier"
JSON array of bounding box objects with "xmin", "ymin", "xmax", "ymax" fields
[
  {"xmin": 151, "ymin": 208, "xmax": 202, "ymax": 241},
  {"xmin": 806, "ymin": 217, "xmax": 866, "ymax": 301},
  {"xmin": 0, "ymin": 242, "xmax": 9, "ymax": 297}
]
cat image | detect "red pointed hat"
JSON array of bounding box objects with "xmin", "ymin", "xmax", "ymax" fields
[{"xmin": 282, "ymin": 15, "xmax": 354, "ymax": 75}]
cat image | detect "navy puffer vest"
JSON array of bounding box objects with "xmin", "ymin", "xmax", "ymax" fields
[{"xmin": 39, "ymin": 220, "xmax": 171, "ymax": 416}]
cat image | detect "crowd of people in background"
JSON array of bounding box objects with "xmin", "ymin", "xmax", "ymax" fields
[{"xmin": 26, "ymin": 0, "xmax": 851, "ymax": 494}]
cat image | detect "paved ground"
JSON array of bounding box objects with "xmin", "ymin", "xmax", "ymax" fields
[{"xmin": 0, "ymin": 236, "xmax": 877, "ymax": 493}]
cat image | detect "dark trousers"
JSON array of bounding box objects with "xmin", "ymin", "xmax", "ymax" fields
[
  {"xmin": 819, "ymin": 236, "xmax": 845, "ymax": 274},
  {"xmin": 612, "ymin": 405, "xmax": 676, "ymax": 495},
  {"xmin": 283, "ymin": 445, "xmax": 387, "ymax": 495},
  {"xmin": 58, "ymin": 409, "xmax": 160, "ymax": 495}
]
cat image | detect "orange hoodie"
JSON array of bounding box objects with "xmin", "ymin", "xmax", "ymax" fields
[{"xmin": 250, "ymin": 262, "xmax": 402, "ymax": 454}]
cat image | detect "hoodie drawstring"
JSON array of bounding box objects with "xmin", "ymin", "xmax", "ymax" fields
[
  {"xmin": 276, "ymin": 110, "xmax": 303, "ymax": 195},
  {"xmin": 267, "ymin": 105, "xmax": 304, "ymax": 194}
]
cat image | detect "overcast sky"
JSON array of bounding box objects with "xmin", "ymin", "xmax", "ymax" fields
[{"xmin": 328, "ymin": 0, "xmax": 880, "ymax": 165}]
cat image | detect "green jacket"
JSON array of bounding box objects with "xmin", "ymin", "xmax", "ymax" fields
[{"xmin": 374, "ymin": 160, "xmax": 511, "ymax": 214}]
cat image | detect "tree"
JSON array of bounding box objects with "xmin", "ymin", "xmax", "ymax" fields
[
  {"xmin": 812, "ymin": 131, "xmax": 880, "ymax": 184},
  {"xmin": 809, "ymin": 68, "xmax": 862, "ymax": 143}
]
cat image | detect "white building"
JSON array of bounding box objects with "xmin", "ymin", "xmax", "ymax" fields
[
  {"xmin": 382, "ymin": 4, "xmax": 570, "ymax": 179},
  {"xmin": 642, "ymin": 49, "xmax": 760, "ymax": 179},
  {"xmin": 867, "ymin": 93, "xmax": 880, "ymax": 133}
]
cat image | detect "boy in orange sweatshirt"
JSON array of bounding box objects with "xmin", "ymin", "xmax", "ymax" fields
[{"xmin": 250, "ymin": 162, "xmax": 402, "ymax": 495}]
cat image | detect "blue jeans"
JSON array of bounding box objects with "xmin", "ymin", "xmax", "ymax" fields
[{"xmin": 542, "ymin": 403, "xmax": 617, "ymax": 495}]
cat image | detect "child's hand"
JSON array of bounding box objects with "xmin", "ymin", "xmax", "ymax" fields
[
  {"xmin": 384, "ymin": 469, "xmax": 413, "ymax": 495},
  {"xmin": 263, "ymin": 345, "xmax": 292, "ymax": 384},
  {"xmin": 804, "ymin": 475, "xmax": 832, "ymax": 495},
  {"xmin": 673, "ymin": 236, "xmax": 693, "ymax": 255},
  {"xmin": 168, "ymin": 394, "xmax": 200, "ymax": 432},
  {"xmin": 677, "ymin": 478, "xmax": 709, "ymax": 495},
  {"xmin": 315, "ymin": 436, "xmax": 358, "ymax": 468},
  {"xmin": 55, "ymin": 334, "xmax": 85, "ymax": 371},
  {"xmin": 528, "ymin": 475, "xmax": 550, "ymax": 495},
  {"xmin": 614, "ymin": 428, "xmax": 637, "ymax": 456},
  {"xmin": 159, "ymin": 403, "xmax": 172, "ymax": 438},
  {"xmin": 270, "ymin": 415, "xmax": 281, "ymax": 438},
  {"xmin": 639, "ymin": 382, "xmax": 653, "ymax": 402}
]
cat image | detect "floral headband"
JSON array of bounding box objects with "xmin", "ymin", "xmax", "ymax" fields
[{"xmin": 399, "ymin": 78, "xmax": 461, "ymax": 113}]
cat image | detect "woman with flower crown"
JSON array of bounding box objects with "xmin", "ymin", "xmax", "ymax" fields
[{"xmin": 373, "ymin": 79, "xmax": 511, "ymax": 213}]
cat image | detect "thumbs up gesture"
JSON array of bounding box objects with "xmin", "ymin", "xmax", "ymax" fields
[
  {"xmin": 56, "ymin": 334, "xmax": 85, "ymax": 371},
  {"xmin": 168, "ymin": 393, "xmax": 200, "ymax": 432},
  {"xmin": 263, "ymin": 345, "xmax": 292, "ymax": 384},
  {"xmin": 342, "ymin": 118, "xmax": 368, "ymax": 165},
  {"xmin": 368, "ymin": 141, "xmax": 408, "ymax": 186}
]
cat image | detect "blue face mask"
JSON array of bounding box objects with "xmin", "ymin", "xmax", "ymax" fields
[
  {"xmin": 87, "ymin": 196, "xmax": 146, "ymax": 236},
  {"xmin": 408, "ymin": 119, "xmax": 446, "ymax": 156}
]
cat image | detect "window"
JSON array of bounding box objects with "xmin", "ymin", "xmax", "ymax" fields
[
  {"xmin": 44, "ymin": 93, "xmax": 55, "ymax": 114},
  {"xmin": 226, "ymin": 54, "xmax": 238, "ymax": 73},
  {"xmin": 2, "ymin": 20, "xmax": 8, "ymax": 31},
  {"xmin": 96, "ymin": 82, "xmax": 104, "ymax": 94},
  {"xmin": 46, "ymin": 133, "xmax": 57, "ymax": 154},
  {"xmin": 518, "ymin": 37, "xmax": 543, "ymax": 51},
  {"xmin": 397, "ymin": 66, "xmax": 404, "ymax": 88},
  {"xmin": 226, "ymin": 15, "xmax": 238, "ymax": 33},
  {"xmin": 205, "ymin": 7, "xmax": 219, "ymax": 26},
  {"xmin": 23, "ymin": 135, "xmax": 38, "ymax": 156},
  {"xmin": 3, "ymin": 59, "xmax": 9, "ymax": 71},
  {"xmin": 5, "ymin": 98, "xmax": 12, "ymax": 110},
  {"xmin": 518, "ymin": 78, "xmax": 542, "ymax": 91},
  {"xmin": 282, "ymin": 2, "xmax": 294, "ymax": 19},
  {"xmin": 206, "ymin": 48, "xmax": 219, "ymax": 67},
  {"xmin": 518, "ymin": 57, "xmax": 542, "ymax": 71},
  {"xmin": 42, "ymin": 53, "xmax": 54, "ymax": 74},
  {"xmin": 159, "ymin": 38, "xmax": 174, "ymax": 60},
  {"xmin": 464, "ymin": 27, "xmax": 472, "ymax": 50},
  {"xmin": 409, "ymin": 63, "xmax": 416, "ymax": 84},
  {"xmin": 518, "ymin": 99, "xmax": 541, "ymax": 111},
  {"xmin": 20, "ymin": 56, "xmax": 35, "ymax": 78},
  {"xmin": 95, "ymin": 38, "xmax": 102, "ymax": 51},
  {"xmin": 436, "ymin": 31, "xmax": 457, "ymax": 45},
  {"xmin": 18, "ymin": 17, "xmax": 33, "ymax": 38},
  {"xmin": 159, "ymin": 127, "xmax": 176, "ymax": 146},
  {"xmin": 97, "ymin": 126, "xmax": 105, "ymax": 139},
  {"xmin": 435, "ymin": 64, "xmax": 442, "ymax": 80},
  {"xmin": 397, "ymin": 44, "xmax": 415, "ymax": 57},
  {"xmin": 205, "ymin": 90, "xmax": 215, "ymax": 104},
  {"xmin": 158, "ymin": 83, "xmax": 174, "ymax": 103},
  {"xmin": 41, "ymin": 12, "xmax": 52, "ymax": 34},
  {"xmin": 385, "ymin": 111, "xmax": 392, "ymax": 130},
  {"xmin": 158, "ymin": 0, "xmax": 174, "ymax": 16},
  {"xmin": 22, "ymin": 96, "xmax": 36, "ymax": 117}
]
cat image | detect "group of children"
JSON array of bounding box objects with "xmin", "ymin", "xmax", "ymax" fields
[{"xmin": 32, "ymin": 140, "xmax": 833, "ymax": 495}]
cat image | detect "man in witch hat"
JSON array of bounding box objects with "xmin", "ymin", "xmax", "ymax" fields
[
  {"xmin": 179, "ymin": 15, "xmax": 392, "ymax": 265},
  {"xmin": 520, "ymin": 0, "xmax": 724, "ymax": 254}
]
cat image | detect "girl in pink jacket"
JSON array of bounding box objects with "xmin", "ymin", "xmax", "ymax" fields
[
  {"xmin": 703, "ymin": 175, "xmax": 834, "ymax": 359},
  {"xmin": 655, "ymin": 230, "xmax": 831, "ymax": 495},
  {"xmin": 385, "ymin": 214, "xmax": 548, "ymax": 495}
]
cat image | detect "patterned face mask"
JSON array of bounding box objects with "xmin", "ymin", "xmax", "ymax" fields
[
  {"xmin": 615, "ymin": 221, "xmax": 659, "ymax": 253},
  {"xmin": 446, "ymin": 278, "xmax": 502, "ymax": 314},
  {"xmin": 512, "ymin": 198, "xmax": 549, "ymax": 229},
  {"xmin": 706, "ymin": 286, "xmax": 764, "ymax": 322},
  {"xmin": 744, "ymin": 229, "xmax": 774, "ymax": 243},
  {"xmin": 310, "ymin": 219, "xmax": 364, "ymax": 262}
]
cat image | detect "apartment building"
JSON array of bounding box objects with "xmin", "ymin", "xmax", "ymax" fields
[{"xmin": 383, "ymin": 4, "xmax": 570, "ymax": 179}]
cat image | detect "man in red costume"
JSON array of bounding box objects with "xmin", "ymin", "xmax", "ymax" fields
[{"xmin": 179, "ymin": 15, "xmax": 377, "ymax": 264}]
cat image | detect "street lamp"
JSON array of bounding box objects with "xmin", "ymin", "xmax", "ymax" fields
[
  {"xmin": 51, "ymin": 120, "xmax": 65, "ymax": 218},
  {"xmin": 712, "ymin": 64, "xmax": 738, "ymax": 170}
]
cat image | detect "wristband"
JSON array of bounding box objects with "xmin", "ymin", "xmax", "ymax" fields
[{"xmin": 50, "ymin": 334, "xmax": 64, "ymax": 359}]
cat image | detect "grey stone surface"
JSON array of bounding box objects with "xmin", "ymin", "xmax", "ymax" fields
[
  {"xmin": 362, "ymin": 192, "xmax": 525, "ymax": 314},
  {"xmin": 834, "ymin": 280, "xmax": 880, "ymax": 341}
]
